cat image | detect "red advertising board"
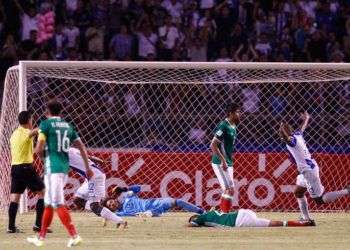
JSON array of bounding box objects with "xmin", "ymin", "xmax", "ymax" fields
[{"xmin": 27, "ymin": 152, "xmax": 350, "ymax": 211}]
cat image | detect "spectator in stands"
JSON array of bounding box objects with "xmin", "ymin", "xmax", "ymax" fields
[
  {"xmin": 1, "ymin": 34, "xmax": 18, "ymax": 64},
  {"xmin": 161, "ymin": 0, "xmax": 183, "ymax": 23},
  {"xmin": 63, "ymin": 18, "xmax": 80, "ymax": 49},
  {"xmin": 14, "ymin": 1, "xmax": 38, "ymax": 41},
  {"xmin": 306, "ymin": 30, "xmax": 327, "ymax": 62},
  {"xmin": 50, "ymin": 23, "xmax": 68, "ymax": 60},
  {"xmin": 270, "ymin": 86, "xmax": 287, "ymax": 116},
  {"xmin": 336, "ymin": 113, "xmax": 350, "ymax": 145},
  {"xmin": 255, "ymin": 33, "xmax": 272, "ymax": 56},
  {"xmin": 109, "ymin": 24, "xmax": 134, "ymax": 60},
  {"xmin": 158, "ymin": 15, "xmax": 180, "ymax": 60},
  {"xmin": 66, "ymin": 0, "xmax": 79, "ymax": 17},
  {"xmin": 188, "ymin": 118, "xmax": 207, "ymax": 146},
  {"xmin": 137, "ymin": 23, "xmax": 158, "ymax": 60},
  {"xmin": 85, "ymin": 20, "xmax": 105, "ymax": 60},
  {"xmin": 188, "ymin": 37, "xmax": 207, "ymax": 62},
  {"xmin": 200, "ymin": 0, "xmax": 215, "ymax": 10},
  {"xmin": 19, "ymin": 30, "xmax": 38, "ymax": 60},
  {"xmin": 233, "ymin": 42, "xmax": 258, "ymax": 62},
  {"xmin": 242, "ymin": 84, "xmax": 260, "ymax": 114}
]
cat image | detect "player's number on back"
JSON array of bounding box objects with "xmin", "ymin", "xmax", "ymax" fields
[{"xmin": 55, "ymin": 130, "xmax": 70, "ymax": 152}]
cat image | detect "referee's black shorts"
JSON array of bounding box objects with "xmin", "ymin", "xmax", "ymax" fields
[{"xmin": 10, "ymin": 164, "xmax": 45, "ymax": 194}]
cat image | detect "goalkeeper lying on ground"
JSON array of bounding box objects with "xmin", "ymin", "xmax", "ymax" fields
[
  {"xmin": 188, "ymin": 209, "xmax": 316, "ymax": 228},
  {"xmin": 102, "ymin": 185, "xmax": 204, "ymax": 217}
]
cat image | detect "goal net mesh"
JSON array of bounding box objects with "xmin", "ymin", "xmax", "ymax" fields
[{"xmin": 0, "ymin": 62, "xmax": 349, "ymax": 212}]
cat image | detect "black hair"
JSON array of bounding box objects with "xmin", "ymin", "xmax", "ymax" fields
[
  {"xmin": 18, "ymin": 111, "xmax": 32, "ymax": 125},
  {"xmin": 188, "ymin": 215, "xmax": 200, "ymax": 226},
  {"xmin": 225, "ymin": 102, "xmax": 240, "ymax": 115},
  {"xmin": 47, "ymin": 100, "xmax": 62, "ymax": 116}
]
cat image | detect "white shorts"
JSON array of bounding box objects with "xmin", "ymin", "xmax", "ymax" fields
[
  {"xmin": 44, "ymin": 173, "xmax": 68, "ymax": 207},
  {"xmin": 211, "ymin": 163, "xmax": 234, "ymax": 191},
  {"xmin": 296, "ymin": 166, "xmax": 324, "ymax": 198},
  {"xmin": 236, "ymin": 209, "xmax": 270, "ymax": 227},
  {"xmin": 75, "ymin": 173, "xmax": 106, "ymax": 204}
]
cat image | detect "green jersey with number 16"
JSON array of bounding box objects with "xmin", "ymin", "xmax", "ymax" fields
[{"xmin": 39, "ymin": 117, "xmax": 79, "ymax": 174}]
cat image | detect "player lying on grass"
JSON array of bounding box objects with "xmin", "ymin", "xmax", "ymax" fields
[
  {"xmin": 102, "ymin": 185, "xmax": 204, "ymax": 217},
  {"xmin": 68, "ymin": 147, "xmax": 127, "ymax": 228},
  {"xmin": 279, "ymin": 111, "xmax": 350, "ymax": 222},
  {"xmin": 188, "ymin": 209, "xmax": 316, "ymax": 228}
]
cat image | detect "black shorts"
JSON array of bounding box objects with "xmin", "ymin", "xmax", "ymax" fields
[{"xmin": 10, "ymin": 164, "xmax": 45, "ymax": 194}]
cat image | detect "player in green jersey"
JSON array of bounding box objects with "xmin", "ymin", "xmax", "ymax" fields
[
  {"xmin": 27, "ymin": 100, "xmax": 93, "ymax": 248},
  {"xmin": 188, "ymin": 209, "xmax": 315, "ymax": 228},
  {"xmin": 210, "ymin": 103, "xmax": 240, "ymax": 213}
]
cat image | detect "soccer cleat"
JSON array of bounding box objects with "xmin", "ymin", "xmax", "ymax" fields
[
  {"xmin": 67, "ymin": 235, "xmax": 83, "ymax": 247},
  {"xmin": 27, "ymin": 236, "xmax": 44, "ymax": 247},
  {"xmin": 300, "ymin": 219, "xmax": 316, "ymax": 226},
  {"xmin": 7, "ymin": 227, "xmax": 24, "ymax": 233},
  {"xmin": 308, "ymin": 219, "xmax": 316, "ymax": 226},
  {"xmin": 33, "ymin": 226, "xmax": 53, "ymax": 233}
]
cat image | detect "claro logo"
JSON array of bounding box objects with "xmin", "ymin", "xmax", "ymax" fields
[{"xmin": 27, "ymin": 153, "xmax": 295, "ymax": 208}]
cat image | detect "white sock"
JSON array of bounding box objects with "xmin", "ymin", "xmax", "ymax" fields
[
  {"xmin": 297, "ymin": 197, "xmax": 310, "ymax": 220},
  {"xmin": 100, "ymin": 207, "xmax": 123, "ymax": 224},
  {"xmin": 322, "ymin": 190, "xmax": 349, "ymax": 203}
]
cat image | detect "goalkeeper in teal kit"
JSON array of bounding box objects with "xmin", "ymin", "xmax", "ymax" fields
[{"xmin": 102, "ymin": 185, "xmax": 204, "ymax": 217}]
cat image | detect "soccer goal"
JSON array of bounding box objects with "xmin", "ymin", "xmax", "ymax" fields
[{"xmin": 1, "ymin": 61, "xmax": 349, "ymax": 213}]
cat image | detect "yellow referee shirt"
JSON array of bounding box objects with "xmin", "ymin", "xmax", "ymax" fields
[{"xmin": 10, "ymin": 126, "xmax": 34, "ymax": 165}]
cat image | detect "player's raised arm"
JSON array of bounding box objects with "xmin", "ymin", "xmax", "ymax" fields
[
  {"xmin": 35, "ymin": 126, "xmax": 48, "ymax": 158},
  {"xmin": 72, "ymin": 139, "xmax": 93, "ymax": 180},
  {"xmin": 88, "ymin": 155, "xmax": 104, "ymax": 165},
  {"xmin": 299, "ymin": 111, "xmax": 311, "ymax": 132}
]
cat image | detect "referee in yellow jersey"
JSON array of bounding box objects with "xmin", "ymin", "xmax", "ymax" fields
[{"xmin": 8, "ymin": 111, "xmax": 45, "ymax": 233}]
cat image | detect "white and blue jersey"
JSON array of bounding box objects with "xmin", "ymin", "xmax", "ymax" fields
[
  {"xmin": 69, "ymin": 148, "xmax": 106, "ymax": 203},
  {"xmin": 116, "ymin": 185, "xmax": 174, "ymax": 217},
  {"xmin": 68, "ymin": 148, "xmax": 104, "ymax": 178},
  {"xmin": 286, "ymin": 131, "xmax": 318, "ymax": 174}
]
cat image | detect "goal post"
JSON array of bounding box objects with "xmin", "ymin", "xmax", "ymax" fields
[{"xmin": 1, "ymin": 61, "xmax": 349, "ymax": 212}]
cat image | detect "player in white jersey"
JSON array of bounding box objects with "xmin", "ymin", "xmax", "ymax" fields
[
  {"xmin": 279, "ymin": 112, "xmax": 350, "ymax": 222},
  {"xmin": 68, "ymin": 148, "xmax": 127, "ymax": 228}
]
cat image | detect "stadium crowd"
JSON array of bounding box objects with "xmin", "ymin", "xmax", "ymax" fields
[
  {"xmin": 1, "ymin": 0, "xmax": 350, "ymax": 69},
  {"xmin": 0, "ymin": 0, "xmax": 349, "ymax": 151}
]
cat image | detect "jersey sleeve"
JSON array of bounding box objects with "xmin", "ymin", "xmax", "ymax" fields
[
  {"xmin": 213, "ymin": 122, "xmax": 225, "ymax": 141},
  {"xmin": 69, "ymin": 125, "xmax": 79, "ymax": 142},
  {"xmin": 38, "ymin": 121, "xmax": 49, "ymax": 141}
]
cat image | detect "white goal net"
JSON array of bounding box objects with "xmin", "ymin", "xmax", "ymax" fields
[{"xmin": 0, "ymin": 61, "xmax": 349, "ymax": 212}]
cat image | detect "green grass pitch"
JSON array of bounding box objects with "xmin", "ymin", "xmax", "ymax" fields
[{"xmin": 0, "ymin": 212, "xmax": 349, "ymax": 250}]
